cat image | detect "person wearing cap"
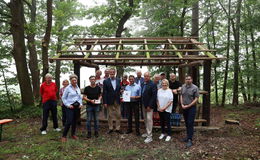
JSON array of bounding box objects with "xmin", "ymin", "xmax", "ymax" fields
[{"xmin": 40, "ymin": 73, "xmax": 61, "ymax": 135}]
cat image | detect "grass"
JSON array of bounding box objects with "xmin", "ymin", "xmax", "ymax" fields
[{"xmin": 0, "ymin": 105, "xmax": 259, "ymax": 160}]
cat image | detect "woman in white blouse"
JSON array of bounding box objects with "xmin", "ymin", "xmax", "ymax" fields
[{"xmin": 157, "ymin": 79, "xmax": 173, "ymax": 142}]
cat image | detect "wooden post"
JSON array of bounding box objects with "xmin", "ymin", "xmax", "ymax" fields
[
  {"xmin": 202, "ymin": 60, "xmax": 211, "ymax": 126},
  {"xmin": 178, "ymin": 67, "xmax": 185, "ymax": 84},
  {"xmin": 73, "ymin": 60, "xmax": 81, "ymax": 88}
]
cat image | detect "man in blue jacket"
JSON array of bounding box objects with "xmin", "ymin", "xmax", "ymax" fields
[
  {"xmin": 103, "ymin": 68, "xmax": 123, "ymax": 134},
  {"xmin": 141, "ymin": 72, "xmax": 157, "ymax": 143}
]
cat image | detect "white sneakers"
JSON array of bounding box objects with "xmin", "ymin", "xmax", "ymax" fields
[
  {"xmin": 165, "ymin": 136, "xmax": 171, "ymax": 142},
  {"xmin": 54, "ymin": 128, "xmax": 61, "ymax": 132},
  {"xmin": 141, "ymin": 133, "xmax": 148, "ymax": 138},
  {"xmin": 159, "ymin": 134, "xmax": 171, "ymax": 142},
  {"xmin": 41, "ymin": 128, "xmax": 61, "ymax": 135},
  {"xmin": 144, "ymin": 137, "xmax": 153, "ymax": 143},
  {"xmin": 159, "ymin": 134, "xmax": 166, "ymax": 140}
]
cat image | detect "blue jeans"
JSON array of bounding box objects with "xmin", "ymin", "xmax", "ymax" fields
[
  {"xmin": 86, "ymin": 105, "xmax": 100, "ymax": 132},
  {"xmin": 183, "ymin": 106, "xmax": 196, "ymax": 140}
]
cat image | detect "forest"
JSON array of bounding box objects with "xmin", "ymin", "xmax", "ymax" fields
[{"xmin": 0, "ymin": 0, "xmax": 259, "ymax": 159}]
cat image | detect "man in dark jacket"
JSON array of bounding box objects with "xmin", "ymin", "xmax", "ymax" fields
[
  {"xmin": 103, "ymin": 68, "xmax": 122, "ymax": 134},
  {"xmin": 141, "ymin": 72, "xmax": 157, "ymax": 143}
]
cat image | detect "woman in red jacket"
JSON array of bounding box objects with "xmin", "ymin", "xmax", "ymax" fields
[{"xmin": 40, "ymin": 73, "xmax": 61, "ymax": 135}]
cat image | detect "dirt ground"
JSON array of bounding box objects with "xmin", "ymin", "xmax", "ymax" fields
[{"xmin": 0, "ymin": 105, "xmax": 259, "ymax": 160}]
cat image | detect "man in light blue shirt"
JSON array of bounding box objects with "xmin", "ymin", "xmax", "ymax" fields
[{"xmin": 123, "ymin": 75, "xmax": 141, "ymax": 135}]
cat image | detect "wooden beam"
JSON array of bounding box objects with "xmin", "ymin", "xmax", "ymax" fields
[
  {"xmin": 168, "ymin": 39, "xmax": 183, "ymax": 58},
  {"xmin": 178, "ymin": 60, "xmax": 204, "ymax": 68},
  {"xmin": 84, "ymin": 40, "xmax": 98, "ymax": 59},
  {"xmin": 202, "ymin": 60, "xmax": 212, "ymax": 126},
  {"xmin": 60, "ymin": 49, "xmax": 216, "ymax": 53},
  {"xmin": 190, "ymin": 39, "xmax": 216, "ymax": 58},
  {"xmin": 116, "ymin": 40, "xmax": 122, "ymax": 59},
  {"xmin": 144, "ymin": 39, "xmax": 150, "ymax": 58}
]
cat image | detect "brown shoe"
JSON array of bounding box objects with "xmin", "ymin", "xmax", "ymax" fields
[
  {"xmin": 71, "ymin": 135, "xmax": 78, "ymax": 140},
  {"xmin": 61, "ymin": 137, "xmax": 67, "ymax": 142}
]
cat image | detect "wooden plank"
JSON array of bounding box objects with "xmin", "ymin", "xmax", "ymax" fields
[
  {"xmin": 0, "ymin": 119, "xmax": 13, "ymax": 124},
  {"xmin": 70, "ymin": 42, "xmax": 205, "ymax": 45}
]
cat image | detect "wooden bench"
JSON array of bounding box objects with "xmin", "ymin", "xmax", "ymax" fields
[{"xmin": 0, "ymin": 119, "xmax": 13, "ymax": 141}]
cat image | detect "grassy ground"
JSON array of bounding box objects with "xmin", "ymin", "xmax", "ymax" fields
[{"xmin": 0, "ymin": 105, "xmax": 259, "ymax": 160}]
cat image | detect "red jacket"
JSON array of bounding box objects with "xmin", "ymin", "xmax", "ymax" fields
[{"xmin": 40, "ymin": 82, "xmax": 58, "ymax": 103}]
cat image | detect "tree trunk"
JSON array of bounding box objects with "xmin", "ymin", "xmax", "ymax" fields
[
  {"xmin": 42, "ymin": 0, "xmax": 53, "ymax": 81},
  {"xmin": 190, "ymin": 1, "xmax": 199, "ymax": 86},
  {"xmin": 26, "ymin": 0, "xmax": 40, "ymax": 100},
  {"xmin": 247, "ymin": 4, "xmax": 258, "ymax": 102},
  {"xmin": 55, "ymin": 36, "xmax": 62, "ymax": 98},
  {"xmin": 231, "ymin": 0, "xmax": 242, "ymax": 105},
  {"xmin": 244, "ymin": 34, "xmax": 251, "ymax": 102},
  {"xmin": 115, "ymin": 0, "xmax": 134, "ymax": 78},
  {"xmin": 180, "ymin": 0, "xmax": 187, "ymax": 37},
  {"xmin": 9, "ymin": 0, "xmax": 34, "ymax": 106},
  {"xmin": 238, "ymin": 67, "xmax": 248, "ymax": 103},
  {"xmin": 1, "ymin": 68, "xmax": 13, "ymax": 112},
  {"xmin": 221, "ymin": 0, "xmax": 231, "ymax": 107}
]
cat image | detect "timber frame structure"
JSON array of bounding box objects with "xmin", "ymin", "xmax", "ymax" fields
[{"xmin": 50, "ymin": 37, "xmax": 224, "ymax": 126}]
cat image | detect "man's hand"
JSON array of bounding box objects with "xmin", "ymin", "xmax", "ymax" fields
[
  {"xmin": 69, "ymin": 105, "xmax": 74, "ymax": 109},
  {"xmin": 90, "ymin": 100, "xmax": 95, "ymax": 104},
  {"xmin": 182, "ymin": 104, "xmax": 189, "ymax": 109},
  {"xmin": 146, "ymin": 106, "xmax": 152, "ymax": 112},
  {"xmin": 79, "ymin": 105, "xmax": 83, "ymax": 109},
  {"xmin": 172, "ymin": 89, "xmax": 178, "ymax": 94},
  {"xmin": 104, "ymin": 104, "xmax": 107, "ymax": 108}
]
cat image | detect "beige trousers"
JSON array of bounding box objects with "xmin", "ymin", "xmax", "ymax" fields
[
  {"xmin": 107, "ymin": 103, "xmax": 121, "ymax": 130},
  {"xmin": 142, "ymin": 106, "xmax": 153, "ymax": 138}
]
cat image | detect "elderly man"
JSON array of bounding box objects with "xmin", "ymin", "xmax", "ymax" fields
[
  {"xmin": 135, "ymin": 70, "xmax": 144, "ymax": 86},
  {"xmin": 153, "ymin": 74, "xmax": 162, "ymax": 89},
  {"xmin": 103, "ymin": 68, "xmax": 123, "ymax": 134},
  {"xmin": 103, "ymin": 69, "xmax": 110, "ymax": 80},
  {"xmin": 40, "ymin": 73, "xmax": 61, "ymax": 135},
  {"xmin": 180, "ymin": 75, "xmax": 199, "ymax": 148},
  {"xmin": 141, "ymin": 72, "xmax": 157, "ymax": 143},
  {"xmin": 169, "ymin": 73, "xmax": 182, "ymax": 113},
  {"xmin": 124, "ymin": 75, "xmax": 141, "ymax": 136}
]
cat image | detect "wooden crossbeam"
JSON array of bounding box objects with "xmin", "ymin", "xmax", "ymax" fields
[
  {"xmin": 190, "ymin": 39, "xmax": 216, "ymax": 58},
  {"xmin": 116, "ymin": 40, "xmax": 122, "ymax": 59},
  {"xmin": 60, "ymin": 49, "xmax": 215, "ymax": 53},
  {"xmin": 84, "ymin": 40, "xmax": 98, "ymax": 59},
  {"xmin": 144, "ymin": 39, "xmax": 150, "ymax": 58},
  {"xmin": 168, "ymin": 39, "xmax": 183, "ymax": 58}
]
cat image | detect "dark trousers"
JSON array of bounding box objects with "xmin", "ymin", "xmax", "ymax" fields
[
  {"xmin": 159, "ymin": 111, "xmax": 172, "ymax": 136},
  {"xmin": 172, "ymin": 102, "xmax": 178, "ymax": 113},
  {"xmin": 86, "ymin": 105, "xmax": 100, "ymax": 132},
  {"xmin": 61, "ymin": 104, "xmax": 66, "ymax": 127},
  {"xmin": 62, "ymin": 107, "xmax": 80, "ymax": 137},
  {"xmin": 126, "ymin": 102, "xmax": 140, "ymax": 133},
  {"xmin": 183, "ymin": 106, "xmax": 196, "ymax": 140},
  {"xmin": 40, "ymin": 100, "xmax": 58, "ymax": 131},
  {"xmin": 121, "ymin": 103, "xmax": 128, "ymax": 119}
]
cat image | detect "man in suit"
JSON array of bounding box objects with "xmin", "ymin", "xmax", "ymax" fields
[
  {"xmin": 141, "ymin": 72, "xmax": 157, "ymax": 143},
  {"xmin": 135, "ymin": 70, "xmax": 144, "ymax": 86},
  {"xmin": 103, "ymin": 68, "xmax": 123, "ymax": 134},
  {"xmin": 135, "ymin": 70, "xmax": 145, "ymax": 119}
]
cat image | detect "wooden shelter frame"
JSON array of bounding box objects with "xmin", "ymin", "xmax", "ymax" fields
[{"xmin": 50, "ymin": 37, "xmax": 224, "ymax": 126}]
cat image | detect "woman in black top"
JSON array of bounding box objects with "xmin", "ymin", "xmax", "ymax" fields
[{"xmin": 83, "ymin": 76, "xmax": 102, "ymax": 138}]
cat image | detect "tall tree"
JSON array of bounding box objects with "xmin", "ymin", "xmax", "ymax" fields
[
  {"xmin": 9, "ymin": 0, "xmax": 34, "ymax": 105},
  {"xmin": 231, "ymin": 0, "xmax": 242, "ymax": 105},
  {"xmin": 221, "ymin": 0, "xmax": 231, "ymax": 107},
  {"xmin": 24, "ymin": 0, "xmax": 40, "ymax": 100},
  {"xmin": 42, "ymin": 0, "xmax": 53, "ymax": 81}
]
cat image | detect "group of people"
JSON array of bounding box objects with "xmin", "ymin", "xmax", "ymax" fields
[{"xmin": 39, "ymin": 68, "xmax": 199, "ymax": 148}]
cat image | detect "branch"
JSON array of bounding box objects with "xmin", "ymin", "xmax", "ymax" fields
[
  {"xmin": 0, "ymin": 31, "xmax": 11, "ymax": 35},
  {"xmin": 23, "ymin": 0, "xmax": 32, "ymax": 10}
]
